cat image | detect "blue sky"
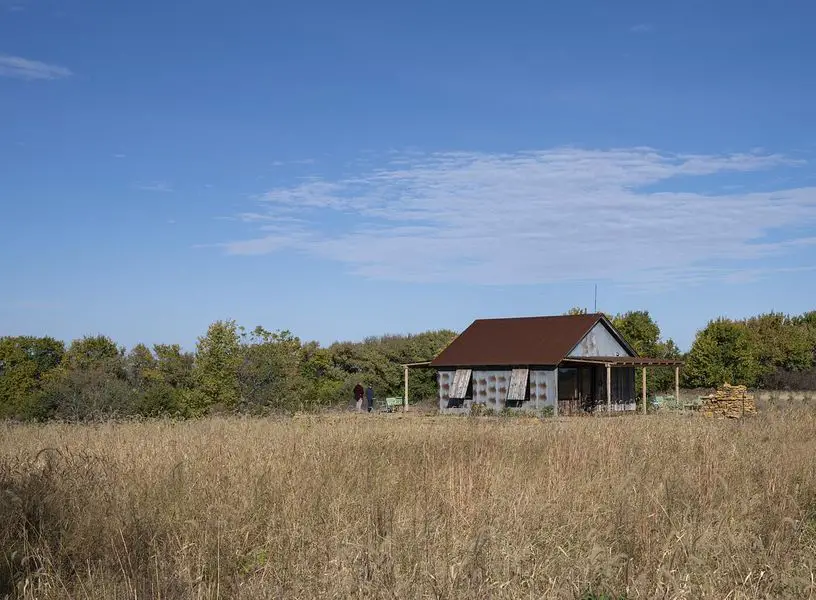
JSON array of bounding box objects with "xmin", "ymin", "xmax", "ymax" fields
[{"xmin": 2, "ymin": 0, "xmax": 816, "ymax": 353}]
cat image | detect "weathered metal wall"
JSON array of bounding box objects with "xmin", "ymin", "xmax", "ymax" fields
[
  {"xmin": 439, "ymin": 366, "xmax": 634, "ymax": 413},
  {"xmin": 569, "ymin": 322, "xmax": 630, "ymax": 358},
  {"xmin": 472, "ymin": 370, "xmax": 512, "ymax": 411},
  {"xmin": 438, "ymin": 367, "xmax": 557, "ymax": 412},
  {"xmin": 437, "ymin": 370, "xmax": 455, "ymax": 411},
  {"xmin": 529, "ymin": 368, "xmax": 557, "ymax": 409}
]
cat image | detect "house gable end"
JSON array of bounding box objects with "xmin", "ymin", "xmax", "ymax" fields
[{"xmin": 568, "ymin": 318, "xmax": 636, "ymax": 358}]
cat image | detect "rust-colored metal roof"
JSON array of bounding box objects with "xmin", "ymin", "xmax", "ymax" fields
[{"xmin": 430, "ymin": 313, "xmax": 607, "ymax": 367}]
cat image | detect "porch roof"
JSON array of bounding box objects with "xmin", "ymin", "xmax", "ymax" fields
[{"xmin": 560, "ymin": 356, "xmax": 683, "ymax": 367}]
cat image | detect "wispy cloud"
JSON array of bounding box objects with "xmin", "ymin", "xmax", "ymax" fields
[
  {"xmin": 630, "ymin": 23, "xmax": 654, "ymax": 34},
  {"xmin": 113, "ymin": 153, "xmax": 126, "ymax": 159},
  {"xmin": 1, "ymin": 0, "xmax": 27, "ymax": 12},
  {"xmin": 136, "ymin": 181, "xmax": 173, "ymax": 193},
  {"xmin": 272, "ymin": 158, "xmax": 316, "ymax": 167},
  {"xmin": 0, "ymin": 55, "xmax": 72, "ymax": 80},
  {"xmin": 2, "ymin": 300, "xmax": 64, "ymax": 310},
  {"xmin": 222, "ymin": 147, "xmax": 816, "ymax": 289}
]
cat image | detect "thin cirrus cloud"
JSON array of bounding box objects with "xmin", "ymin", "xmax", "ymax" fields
[
  {"xmin": 222, "ymin": 147, "xmax": 816, "ymax": 289},
  {"xmin": 630, "ymin": 23, "xmax": 654, "ymax": 34},
  {"xmin": 136, "ymin": 181, "xmax": 173, "ymax": 193},
  {"xmin": 0, "ymin": 55, "xmax": 72, "ymax": 80},
  {"xmin": 1, "ymin": 0, "xmax": 27, "ymax": 12}
]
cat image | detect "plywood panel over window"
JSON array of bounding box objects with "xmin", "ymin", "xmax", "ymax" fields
[
  {"xmin": 507, "ymin": 368, "xmax": 529, "ymax": 401},
  {"xmin": 450, "ymin": 369, "xmax": 472, "ymax": 399}
]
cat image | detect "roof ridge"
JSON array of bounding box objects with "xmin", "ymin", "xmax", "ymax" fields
[{"xmin": 473, "ymin": 313, "xmax": 602, "ymax": 322}]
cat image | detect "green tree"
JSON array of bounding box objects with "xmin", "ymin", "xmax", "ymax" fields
[
  {"xmin": 610, "ymin": 311, "xmax": 680, "ymax": 393},
  {"xmin": 745, "ymin": 313, "xmax": 813, "ymax": 381},
  {"xmin": 63, "ymin": 335, "xmax": 124, "ymax": 373},
  {"xmin": 325, "ymin": 330, "xmax": 457, "ymax": 406},
  {"xmin": 37, "ymin": 335, "xmax": 134, "ymax": 420},
  {"xmin": 612, "ymin": 311, "xmax": 660, "ymax": 356},
  {"xmin": 153, "ymin": 344, "xmax": 195, "ymax": 389},
  {"xmin": 0, "ymin": 336, "xmax": 65, "ymax": 419},
  {"xmin": 134, "ymin": 344, "xmax": 194, "ymax": 417},
  {"xmin": 237, "ymin": 326, "xmax": 306, "ymax": 412},
  {"xmin": 126, "ymin": 343, "xmax": 157, "ymax": 387},
  {"xmin": 39, "ymin": 368, "xmax": 136, "ymax": 421},
  {"xmin": 299, "ymin": 342, "xmax": 345, "ymax": 407},
  {"xmin": 190, "ymin": 320, "xmax": 241, "ymax": 414},
  {"xmin": 683, "ymin": 318, "xmax": 759, "ymax": 388}
]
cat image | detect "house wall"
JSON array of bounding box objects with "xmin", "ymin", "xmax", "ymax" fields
[
  {"xmin": 569, "ymin": 321, "xmax": 631, "ymax": 358},
  {"xmin": 437, "ymin": 369, "xmax": 455, "ymax": 410},
  {"xmin": 438, "ymin": 366, "xmax": 558, "ymax": 413},
  {"xmin": 437, "ymin": 364, "xmax": 633, "ymax": 414},
  {"xmin": 472, "ymin": 370, "xmax": 511, "ymax": 411},
  {"xmin": 529, "ymin": 368, "xmax": 557, "ymax": 410}
]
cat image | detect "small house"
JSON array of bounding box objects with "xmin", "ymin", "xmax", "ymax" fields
[{"xmin": 430, "ymin": 313, "xmax": 681, "ymax": 415}]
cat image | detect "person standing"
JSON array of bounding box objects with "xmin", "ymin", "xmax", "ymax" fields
[
  {"xmin": 353, "ymin": 382, "xmax": 364, "ymax": 412},
  {"xmin": 366, "ymin": 385, "xmax": 374, "ymax": 413}
]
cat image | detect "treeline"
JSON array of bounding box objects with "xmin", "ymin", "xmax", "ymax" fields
[
  {"xmin": 0, "ymin": 322, "xmax": 456, "ymax": 421},
  {"xmin": 1, "ymin": 310, "xmax": 815, "ymax": 421},
  {"xmin": 683, "ymin": 312, "xmax": 816, "ymax": 389}
]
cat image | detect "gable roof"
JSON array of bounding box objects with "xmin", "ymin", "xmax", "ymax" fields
[{"xmin": 430, "ymin": 313, "xmax": 635, "ymax": 368}]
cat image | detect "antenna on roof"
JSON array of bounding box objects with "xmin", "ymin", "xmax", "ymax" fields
[{"xmin": 594, "ymin": 284, "xmax": 597, "ymax": 313}]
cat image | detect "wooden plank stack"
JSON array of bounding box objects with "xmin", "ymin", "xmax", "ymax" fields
[{"xmin": 702, "ymin": 383, "xmax": 757, "ymax": 418}]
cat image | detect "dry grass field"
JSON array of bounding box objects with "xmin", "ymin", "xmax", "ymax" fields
[{"xmin": 2, "ymin": 410, "xmax": 816, "ymax": 599}]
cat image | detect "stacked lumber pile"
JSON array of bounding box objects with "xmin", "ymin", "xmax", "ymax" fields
[{"xmin": 702, "ymin": 383, "xmax": 756, "ymax": 418}]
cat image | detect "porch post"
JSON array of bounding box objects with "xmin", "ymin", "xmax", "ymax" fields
[
  {"xmin": 675, "ymin": 365, "xmax": 680, "ymax": 411},
  {"xmin": 642, "ymin": 367, "xmax": 647, "ymax": 415},
  {"xmin": 404, "ymin": 364, "xmax": 409, "ymax": 411},
  {"xmin": 606, "ymin": 363, "xmax": 612, "ymax": 414}
]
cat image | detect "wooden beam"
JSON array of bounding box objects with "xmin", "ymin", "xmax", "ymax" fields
[
  {"xmin": 404, "ymin": 364, "xmax": 409, "ymax": 411},
  {"xmin": 642, "ymin": 366, "xmax": 647, "ymax": 415},
  {"xmin": 560, "ymin": 358, "xmax": 684, "ymax": 367},
  {"xmin": 606, "ymin": 363, "xmax": 611, "ymax": 414},
  {"xmin": 675, "ymin": 366, "xmax": 680, "ymax": 411}
]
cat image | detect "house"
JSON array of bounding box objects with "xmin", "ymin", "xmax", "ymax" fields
[{"xmin": 430, "ymin": 313, "xmax": 682, "ymax": 415}]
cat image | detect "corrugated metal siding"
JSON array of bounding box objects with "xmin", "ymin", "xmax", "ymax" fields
[
  {"xmin": 569, "ymin": 322, "xmax": 631, "ymax": 358},
  {"xmin": 438, "ymin": 370, "xmax": 454, "ymax": 410},
  {"xmin": 530, "ymin": 368, "xmax": 557, "ymax": 408},
  {"xmin": 473, "ymin": 370, "xmax": 511, "ymax": 411}
]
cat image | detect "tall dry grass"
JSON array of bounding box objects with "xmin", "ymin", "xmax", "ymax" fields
[{"xmin": 1, "ymin": 411, "xmax": 816, "ymax": 599}]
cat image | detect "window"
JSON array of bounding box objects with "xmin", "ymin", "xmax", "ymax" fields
[{"xmin": 558, "ymin": 368, "xmax": 578, "ymax": 401}]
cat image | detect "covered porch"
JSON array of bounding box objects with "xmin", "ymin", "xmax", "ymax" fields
[{"xmin": 559, "ymin": 356, "xmax": 684, "ymax": 415}]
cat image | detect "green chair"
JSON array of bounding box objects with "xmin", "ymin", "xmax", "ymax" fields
[{"xmin": 384, "ymin": 397, "xmax": 403, "ymax": 412}]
